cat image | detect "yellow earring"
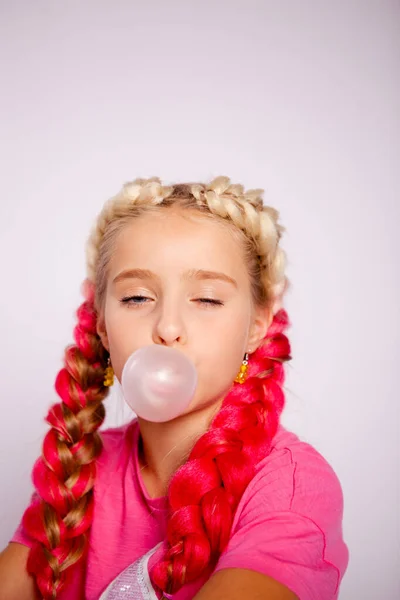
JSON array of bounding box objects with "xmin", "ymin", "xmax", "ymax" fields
[
  {"xmin": 234, "ymin": 352, "xmax": 249, "ymax": 384},
  {"xmin": 104, "ymin": 357, "xmax": 114, "ymax": 387}
]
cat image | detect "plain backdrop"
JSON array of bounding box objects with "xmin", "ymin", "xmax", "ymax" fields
[{"xmin": 0, "ymin": 1, "xmax": 399, "ymax": 598}]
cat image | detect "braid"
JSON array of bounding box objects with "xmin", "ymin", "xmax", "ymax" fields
[
  {"xmin": 87, "ymin": 175, "xmax": 286, "ymax": 307},
  {"xmin": 150, "ymin": 310, "xmax": 291, "ymax": 595},
  {"xmin": 22, "ymin": 280, "xmax": 109, "ymax": 598},
  {"xmin": 190, "ymin": 176, "xmax": 288, "ymax": 303},
  {"xmin": 86, "ymin": 177, "xmax": 173, "ymax": 283},
  {"xmin": 22, "ymin": 174, "xmax": 289, "ymax": 597}
]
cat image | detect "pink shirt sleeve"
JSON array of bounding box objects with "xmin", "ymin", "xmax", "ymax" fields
[
  {"xmin": 213, "ymin": 434, "xmax": 349, "ymax": 600},
  {"xmin": 10, "ymin": 491, "xmax": 37, "ymax": 547},
  {"xmin": 10, "ymin": 522, "xmax": 33, "ymax": 547}
]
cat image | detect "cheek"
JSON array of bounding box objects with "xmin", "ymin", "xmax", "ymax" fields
[
  {"xmin": 194, "ymin": 314, "xmax": 250, "ymax": 392},
  {"xmin": 105, "ymin": 308, "xmax": 150, "ymax": 382},
  {"xmin": 201, "ymin": 305, "xmax": 250, "ymax": 353},
  {"xmin": 185, "ymin": 343, "xmax": 245, "ymax": 415}
]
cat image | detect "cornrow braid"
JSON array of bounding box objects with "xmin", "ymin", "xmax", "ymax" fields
[
  {"xmin": 188, "ymin": 177, "xmax": 286, "ymax": 284},
  {"xmin": 87, "ymin": 176, "xmax": 287, "ymax": 310},
  {"xmin": 86, "ymin": 177, "xmax": 174, "ymax": 284}
]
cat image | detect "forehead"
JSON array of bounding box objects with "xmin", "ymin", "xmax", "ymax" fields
[{"xmin": 109, "ymin": 209, "xmax": 247, "ymax": 277}]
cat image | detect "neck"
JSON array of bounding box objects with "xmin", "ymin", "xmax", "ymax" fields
[{"xmin": 137, "ymin": 399, "xmax": 223, "ymax": 498}]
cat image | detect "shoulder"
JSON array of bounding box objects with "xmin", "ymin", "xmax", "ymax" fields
[
  {"xmin": 242, "ymin": 424, "xmax": 345, "ymax": 517},
  {"xmin": 214, "ymin": 426, "xmax": 349, "ymax": 600},
  {"xmin": 235, "ymin": 424, "xmax": 347, "ymax": 558}
]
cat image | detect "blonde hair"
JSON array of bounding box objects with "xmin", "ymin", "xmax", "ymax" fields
[
  {"xmin": 87, "ymin": 176, "xmax": 288, "ymax": 315},
  {"xmin": 23, "ymin": 175, "xmax": 290, "ymax": 599}
]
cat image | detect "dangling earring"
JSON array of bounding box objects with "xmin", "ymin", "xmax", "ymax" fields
[
  {"xmin": 234, "ymin": 352, "xmax": 249, "ymax": 384},
  {"xmin": 104, "ymin": 356, "xmax": 114, "ymax": 387}
]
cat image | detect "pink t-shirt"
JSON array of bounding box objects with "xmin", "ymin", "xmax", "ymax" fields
[{"xmin": 11, "ymin": 419, "xmax": 349, "ymax": 599}]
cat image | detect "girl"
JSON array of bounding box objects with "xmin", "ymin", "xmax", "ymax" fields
[{"xmin": 0, "ymin": 176, "xmax": 349, "ymax": 599}]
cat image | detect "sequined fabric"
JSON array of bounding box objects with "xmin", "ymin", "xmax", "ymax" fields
[{"xmin": 99, "ymin": 545, "xmax": 160, "ymax": 600}]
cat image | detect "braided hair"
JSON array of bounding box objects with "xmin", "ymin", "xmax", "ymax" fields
[{"xmin": 22, "ymin": 176, "xmax": 291, "ymax": 598}]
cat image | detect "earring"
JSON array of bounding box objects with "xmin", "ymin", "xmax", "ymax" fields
[
  {"xmin": 234, "ymin": 352, "xmax": 249, "ymax": 384},
  {"xmin": 103, "ymin": 357, "xmax": 114, "ymax": 387}
]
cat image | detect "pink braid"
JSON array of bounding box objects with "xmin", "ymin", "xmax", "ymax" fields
[
  {"xmin": 21, "ymin": 280, "xmax": 108, "ymax": 599},
  {"xmin": 150, "ymin": 309, "xmax": 291, "ymax": 596}
]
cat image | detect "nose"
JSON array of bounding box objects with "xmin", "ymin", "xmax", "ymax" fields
[{"xmin": 152, "ymin": 297, "xmax": 187, "ymax": 347}]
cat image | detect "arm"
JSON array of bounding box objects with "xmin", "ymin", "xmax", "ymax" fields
[
  {"xmin": 0, "ymin": 542, "xmax": 40, "ymax": 600},
  {"xmin": 193, "ymin": 568, "xmax": 298, "ymax": 600}
]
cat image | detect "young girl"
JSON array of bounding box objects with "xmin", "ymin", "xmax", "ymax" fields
[{"xmin": 0, "ymin": 176, "xmax": 349, "ymax": 599}]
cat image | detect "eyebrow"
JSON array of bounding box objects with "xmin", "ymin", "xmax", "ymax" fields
[{"xmin": 112, "ymin": 268, "xmax": 238, "ymax": 288}]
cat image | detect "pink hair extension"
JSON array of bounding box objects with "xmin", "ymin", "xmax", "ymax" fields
[
  {"xmin": 150, "ymin": 309, "xmax": 291, "ymax": 596},
  {"xmin": 19, "ymin": 270, "xmax": 290, "ymax": 599},
  {"xmin": 21, "ymin": 280, "xmax": 107, "ymax": 599}
]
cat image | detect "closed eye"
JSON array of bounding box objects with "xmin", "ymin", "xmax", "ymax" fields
[
  {"xmin": 120, "ymin": 296, "xmax": 224, "ymax": 308},
  {"xmin": 120, "ymin": 295, "xmax": 152, "ymax": 306},
  {"xmin": 195, "ymin": 298, "xmax": 224, "ymax": 306}
]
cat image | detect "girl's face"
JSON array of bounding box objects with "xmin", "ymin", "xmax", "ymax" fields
[{"xmin": 97, "ymin": 209, "xmax": 270, "ymax": 418}]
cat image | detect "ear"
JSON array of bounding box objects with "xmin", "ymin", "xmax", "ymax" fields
[
  {"xmin": 96, "ymin": 313, "xmax": 110, "ymax": 352},
  {"xmin": 247, "ymin": 305, "xmax": 273, "ymax": 354}
]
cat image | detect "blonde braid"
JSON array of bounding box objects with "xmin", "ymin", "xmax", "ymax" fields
[
  {"xmin": 86, "ymin": 178, "xmax": 174, "ymax": 283},
  {"xmin": 86, "ymin": 175, "xmax": 287, "ymax": 313},
  {"xmin": 190, "ymin": 176, "xmax": 288, "ymax": 311}
]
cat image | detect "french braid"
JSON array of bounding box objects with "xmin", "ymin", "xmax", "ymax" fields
[{"xmin": 23, "ymin": 176, "xmax": 290, "ymax": 598}]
